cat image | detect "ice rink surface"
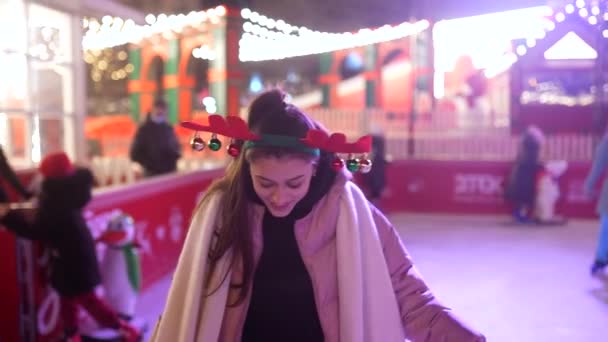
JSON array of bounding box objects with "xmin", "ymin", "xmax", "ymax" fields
[{"xmin": 136, "ymin": 213, "xmax": 608, "ymax": 341}]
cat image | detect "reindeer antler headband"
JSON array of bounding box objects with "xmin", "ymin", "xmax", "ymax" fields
[{"xmin": 181, "ymin": 115, "xmax": 373, "ymax": 173}]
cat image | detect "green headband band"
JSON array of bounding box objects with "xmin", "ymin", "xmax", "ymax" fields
[{"xmin": 244, "ymin": 134, "xmax": 320, "ymax": 156}]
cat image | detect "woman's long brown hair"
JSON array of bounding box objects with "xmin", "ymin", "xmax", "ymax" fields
[{"xmin": 197, "ymin": 89, "xmax": 337, "ymax": 306}]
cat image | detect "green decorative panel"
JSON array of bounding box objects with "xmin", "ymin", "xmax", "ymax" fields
[
  {"xmin": 209, "ymin": 81, "xmax": 226, "ymax": 116},
  {"xmin": 320, "ymin": 53, "xmax": 333, "ymax": 74},
  {"xmin": 166, "ymin": 39, "xmax": 180, "ymax": 75},
  {"xmin": 129, "ymin": 48, "xmax": 142, "ymax": 80},
  {"xmin": 365, "ymin": 80, "xmax": 376, "ymax": 107},
  {"xmin": 364, "ymin": 45, "xmax": 377, "ymax": 71},
  {"xmin": 321, "ymin": 85, "xmax": 330, "ymax": 108},
  {"xmin": 166, "ymin": 88, "xmax": 179, "ymax": 124},
  {"xmin": 130, "ymin": 93, "xmax": 141, "ymax": 122}
]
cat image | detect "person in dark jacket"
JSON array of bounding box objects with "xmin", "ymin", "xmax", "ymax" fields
[
  {"xmin": 0, "ymin": 152, "xmax": 139, "ymax": 342},
  {"xmin": 504, "ymin": 126, "xmax": 544, "ymax": 223},
  {"xmin": 130, "ymin": 99, "xmax": 182, "ymax": 177},
  {"xmin": 0, "ymin": 145, "xmax": 31, "ymax": 202},
  {"xmin": 363, "ymin": 133, "xmax": 387, "ymax": 206}
]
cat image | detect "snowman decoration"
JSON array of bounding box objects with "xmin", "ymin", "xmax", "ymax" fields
[{"xmin": 97, "ymin": 212, "xmax": 141, "ymax": 320}]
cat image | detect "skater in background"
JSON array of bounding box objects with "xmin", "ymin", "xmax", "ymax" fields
[
  {"xmin": 0, "ymin": 152, "xmax": 140, "ymax": 342},
  {"xmin": 130, "ymin": 98, "xmax": 182, "ymax": 177},
  {"xmin": 504, "ymin": 126, "xmax": 544, "ymax": 223},
  {"xmin": 584, "ymin": 130, "xmax": 608, "ymax": 276},
  {"xmin": 363, "ymin": 132, "xmax": 387, "ymax": 207}
]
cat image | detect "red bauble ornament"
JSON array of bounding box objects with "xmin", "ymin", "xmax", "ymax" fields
[
  {"xmin": 227, "ymin": 143, "xmax": 241, "ymax": 157},
  {"xmin": 331, "ymin": 157, "xmax": 344, "ymax": 171}
]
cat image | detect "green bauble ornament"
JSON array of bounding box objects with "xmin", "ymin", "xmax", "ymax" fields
[
  {"xmin": 208, "ymin": 137, "xmax": 222, "ymax": 151},
  {"xmin": 346, "ymin": 158, "xmax": 360, "ymax": 172}
]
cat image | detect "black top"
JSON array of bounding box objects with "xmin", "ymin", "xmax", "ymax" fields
[
  {"xmin": 242, "ymin": 208, "xmax": 325, "ymax": 342},
  {"xmin": 1, "ymin": 168, "xmax": 101, "ymax": 297},
  {"xmin": 241, "ymin": 152, "xmax": 337, "ymax": 342}
]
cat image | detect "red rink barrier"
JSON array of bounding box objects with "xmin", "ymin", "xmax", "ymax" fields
[
  {"xmin": 377, "ymin": 160, "xmax": 595, "ymax": 218},
  {"xmin": 0, "ymin": 230, "xmax": 21, "ymax": 342}
]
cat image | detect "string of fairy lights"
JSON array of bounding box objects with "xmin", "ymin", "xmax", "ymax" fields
[
  {"xmin": 82, "ymin": 6, "xmax": 227, "ymax": 51},
  {"xmin": 81, "ymin": 5, "xmax": 429, "ymax": 63},
  {"xmin": 469, "ymin": 0, "xmax": 608, "ymax": 79},
  {"xmin": 81, "ymin": 0, "xmax": 608, "ymax": 84},
  {"xmin": 237, "ymin": 8, "xmax": 430, "ymax": 61},
  {"xmin": 82, "ymin": 6, "xmax": 227, "ymax": 84},
  {"xmin": 512, "ymin": 0, "xmax": 608, "ymax": 59},
  {"xmin": 84, "ymin": 47, "xmax": 132, "ymax": 83}
]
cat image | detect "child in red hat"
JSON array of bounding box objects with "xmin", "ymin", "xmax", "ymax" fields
[{"xmin": 0, "ymin": 152, "xmax": 140, "ymax": 342}]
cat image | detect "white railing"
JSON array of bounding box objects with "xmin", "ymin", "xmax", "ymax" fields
[
  {"xmin": 88, "ymin": 108, "xmax": 596, "ymax": 186},
  {"xmin": 402, "ymin": 134, "xmax": 595, "ymax": 162},
  {"xmin": 305, "ymin": 108, "xmax": 596, "ymax": 162},
  {"xmin": 89, "ymin": 156, "xmax": 225, "ymax": 187},
  {"xmin": 89, "ymin": 156, "xmax": 137, "ymax": 187}
]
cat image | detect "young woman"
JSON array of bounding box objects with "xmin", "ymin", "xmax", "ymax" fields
[{"xmin": 150, "ymin": 90, "xmax": 485, "ymax": 342}]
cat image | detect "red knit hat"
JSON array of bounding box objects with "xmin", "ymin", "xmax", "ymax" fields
[{"xmin": 39, "ymin": 152, "xmax": 74, "ymax": 178}]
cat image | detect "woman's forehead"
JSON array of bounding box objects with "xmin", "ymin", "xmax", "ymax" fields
[{"xmin": 250, "ymin": 157, "xmax": 313, "ymax": 179}]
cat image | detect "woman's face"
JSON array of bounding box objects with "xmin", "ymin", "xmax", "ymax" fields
[{"xmin": 249, "ymin": 156, "xmax": 315, "ymax": 217}]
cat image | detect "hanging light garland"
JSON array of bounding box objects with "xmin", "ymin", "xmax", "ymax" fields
[
  {"xmin": 82, "ymin": 6, "xmax": 227, "ymax": 51},
  {"xmin": 238, "ymin": 8, "xmax": 430, "ymax": 61},
  {"xmin": 82, "ymin": 0, "xmax": 607, "ymax": 65},
  {"xmin": 82, "ymin": 5, "xmax": 428, "ymax": 61},
  {"xmin": 513, "ymin": 0, "xmax": 608, "ymax": 59},
  {"xmin": 483, "ymin": 0, "xmax": 607, "ymax": 78}
]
